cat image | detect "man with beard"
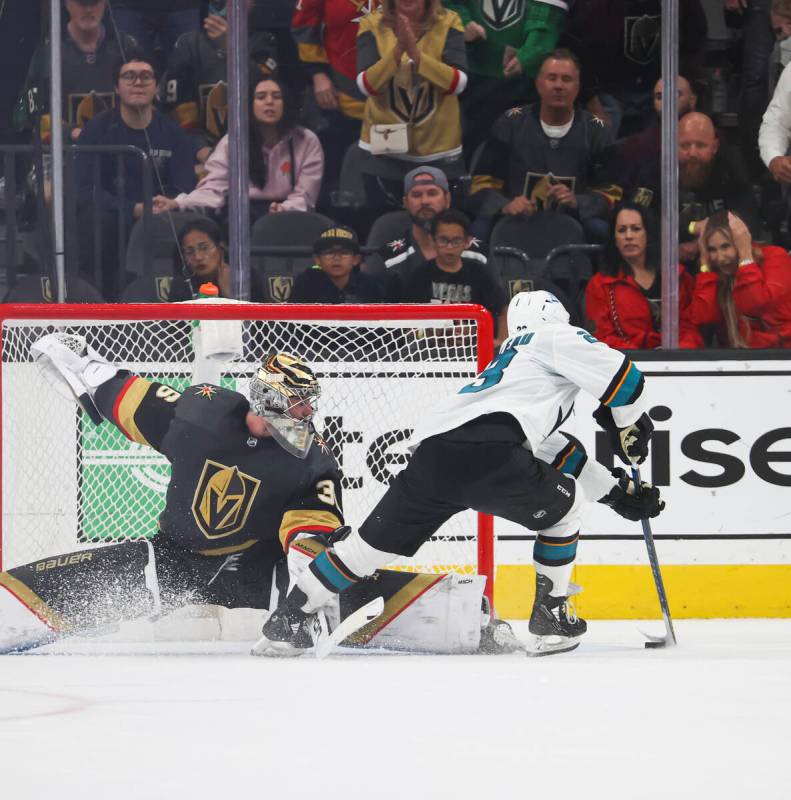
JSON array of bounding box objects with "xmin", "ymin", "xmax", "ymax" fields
[
  {"xmin": 632, "ymin": 112, "xmax": 760, "ymax": 268},
  {"xmin": 376, "ymin": 166, "xmax": 488, "ymax": 299}
]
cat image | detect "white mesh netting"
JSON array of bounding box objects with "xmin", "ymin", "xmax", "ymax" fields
[{"xmin": 1, "ymin": 308, "xmax": 492, "ymax": 584}]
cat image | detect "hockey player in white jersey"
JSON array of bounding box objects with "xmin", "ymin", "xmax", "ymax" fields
[{"xmin": 259, "ymin": 291, "xmax": 665, "ymax": 656}]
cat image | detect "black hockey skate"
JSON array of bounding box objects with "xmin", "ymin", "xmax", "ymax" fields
[
  {"xmin": 251, "ymin": 605, "xmax": 319, "ymax": 657},
  {"xmin": 525, "ymin": 574, "xmax": 587, "ymax": 657}
]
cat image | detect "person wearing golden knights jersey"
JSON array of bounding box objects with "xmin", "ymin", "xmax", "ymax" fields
[{"xmin": 0, "ymin": 336, "xmax": 516, "ymax": 656}]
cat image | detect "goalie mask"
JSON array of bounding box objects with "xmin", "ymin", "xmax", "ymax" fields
[
  {"xmin": 249, "ymin": 353, "xmax": 321, "ymax": 459},
  {"xmin": 507, "ymin": 290, "xmax": 570, "ymax": 336}
]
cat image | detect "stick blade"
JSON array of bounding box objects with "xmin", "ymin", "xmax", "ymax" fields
[{"xmin": 313, "ymin": 596, "xmax": 384, "ymax": 659}]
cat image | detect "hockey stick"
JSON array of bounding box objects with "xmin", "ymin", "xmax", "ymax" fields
[
  {"xmin": 313, "ymin": 596, "xmax": 384, "ymax": 659},
  {"xmin": 631, "ymin": 468, "xmax": 677, "ymax": 648}
]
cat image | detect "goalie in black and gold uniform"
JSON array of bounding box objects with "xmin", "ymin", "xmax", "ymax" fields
[{"xmin": 0, "ymin": 335, "xmax": 513, "ymax": 656}]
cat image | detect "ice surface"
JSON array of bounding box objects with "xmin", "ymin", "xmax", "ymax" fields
[{"xmin": 1, "ymin": 620, "xmax": 789, "ymax": 799}]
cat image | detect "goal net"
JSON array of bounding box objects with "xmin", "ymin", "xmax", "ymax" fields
[{"xmin": 0, "ymin": 303, "xmax": 495, "ymax": 602}]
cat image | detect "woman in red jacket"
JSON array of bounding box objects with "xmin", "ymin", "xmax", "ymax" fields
[
  {"xmin": 686, "ymin": 210, "xmax": 791, "ymax": 348},
  {"xmin": 585, "ymin": 201, "xmax": 697, "ymax": 349}
]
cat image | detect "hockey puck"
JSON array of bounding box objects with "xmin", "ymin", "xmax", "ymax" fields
[{"xmin": 644, "ymin": 640, "xmax": 666, "ymax": 648}]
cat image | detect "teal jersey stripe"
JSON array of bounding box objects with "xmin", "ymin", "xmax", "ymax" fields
[
  {"xmin": 559, "ymin": 449, "xmax": 584, "ymax": 477},
  {"xmin": 608, "ymin": 363, "xmax": 643, "ymax": 407},
  {"xmin": 313, "ymin": 551, "xmax": 355, "ymax": 591}
]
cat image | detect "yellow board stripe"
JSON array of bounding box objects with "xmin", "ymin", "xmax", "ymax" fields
[
  {"xmin": 196, "ymin": 538, "xmax": 259, "ymax": 557},
  {"xmin": 279, "ymin": 509, "xmax": 342, "ymax": 550},
  {"xmin": 0, "ymin": 572, "xmax": 67, "ymax": 631},
  {"xmin": 115, "ymin": 377, "xmax": 154, "ymax": 447},
  {"xmin": 494, "ymin": 564, "xmax": 791, "ymax": 619}
]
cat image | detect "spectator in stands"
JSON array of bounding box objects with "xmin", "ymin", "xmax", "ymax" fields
[
  {"xmin": 758, "ymin": 31, "xmax": 791, "ymax": 186},
  {"xmin": 585, "ymin": 201, "xmax": 696, "ymax": 349},
  {"xmin": 168, "ymin": 217, "xmax": 266, "ymax": 302},
  {"xmin": 685, "ymin": 210, "xmax": 791, "ymax": 348},
  {"xmin": 13, "ymin": 0, "xmax": 137, "ymax": 143},
  {"xmin": 75, "ymin": 52, "xmax": 197, "ymax": 300},
  {"xmin": 469, "ymin": 48, "xmax": 619, "ymax": 243},
  {"xmin": 632, "ymin": 112, "xmax": 760, "ymax": 267},
  {"xmin": 616, "ymin": 74, "xmax": 698, "ymax": 199},
  {"xmin": 158, "ymin": 0, "xmax": 278, "ymax": 162},
  {"xmin": 110, "ymin": 0, "xmax": 201, "ymax": 73},
  {"xmin": 376, "ymin": 166, "xmax": 488, "ymax": 297},
  {"xmin": 446, "ymin": 0, "xmax": 570, "ymax": 152},
  {"xmin": 153, "ymin": 76, "xmax": 324, "ymax": 218},
  {"xmin": 397, "ymin": 208, "xmax": 509, "ymax": 343},
  {"xmin": 738, "ymin": 0, "xmax": 791, "ymax": 177},
  {"xmin": 291, "ymin": 225, "xmax": 383, "ymax": 303},
  {"xmin": 355, "ymin": 0, "xmax": 468, "ymax": 209},
  {"xmin": 292, "ymin": 0, "xmax": 379, "ymax": 202},
  {"xmin": 560, "ymin": 0, "xmax": 707, "ymax": 137}
]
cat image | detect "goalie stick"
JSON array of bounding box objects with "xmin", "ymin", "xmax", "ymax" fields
[
  {"xmin": 313, "ymin": 596, "xmax": 384, "ymax": 659},
  {"xmin": 632, "ymin": 468, "xmax": 677, "ymax": 649}
]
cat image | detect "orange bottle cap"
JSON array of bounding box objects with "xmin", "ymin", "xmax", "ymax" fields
[{"xmin": 198, "ymin": 282, "xmax": 219, "ymax": 296}]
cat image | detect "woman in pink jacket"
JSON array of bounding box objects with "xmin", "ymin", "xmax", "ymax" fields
[{"xmin": 154, "ymin": 76, "xmax": 325, "ymax": 217}]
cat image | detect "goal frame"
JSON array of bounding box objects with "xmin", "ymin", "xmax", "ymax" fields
[{"xmin": 0, "ymin": 302, "xmax": 496, "ymax": 605}]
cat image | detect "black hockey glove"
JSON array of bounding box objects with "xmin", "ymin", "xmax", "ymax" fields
[
  {"xmin": 598, "ymin": 468, "xmax": 665, "ymax": 522},
  {"xmin": 592, "ymin": 405, "xmax": 654, "ymax": 466}
]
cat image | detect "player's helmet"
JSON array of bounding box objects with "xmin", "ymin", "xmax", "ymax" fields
[
  {"xmin": 507, "ymin": 290, "xmax": 570, "ymax": 336},
  {"xmin": 249, "ymin": 352, "xmax": 321, "ymax": 458}
]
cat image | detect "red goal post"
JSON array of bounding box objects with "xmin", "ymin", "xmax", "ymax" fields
[{"xmin": 0, "ymin": 303, "xmax": 496, "ymax": 606}]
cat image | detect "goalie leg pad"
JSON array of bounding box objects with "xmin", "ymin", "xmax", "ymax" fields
[
  {"xmin": 1, "ymin": 541, "xmax": 156, "ymax": 639},
  {"xmin": 0, "ymin": 578, "xmax": 58, "ymax": 653},
  {"xmin": 341, "ymin": 571, "xmax": 487, "ymax": 654}
]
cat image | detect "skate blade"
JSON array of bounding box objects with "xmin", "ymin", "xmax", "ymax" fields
[
  {"xmin": 524, "ymin": 634, "xmax": 581, "ymax": 657},
  {"xmin": 250, "ymin": 637, "xmax": 308, "ymax": 658}
]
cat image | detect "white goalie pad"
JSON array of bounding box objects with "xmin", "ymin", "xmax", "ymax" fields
[{"xmin": 367, "ymin": 573, "xmax": 487, "ymax": 654}]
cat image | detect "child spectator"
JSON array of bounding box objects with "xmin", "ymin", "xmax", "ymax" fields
[
  {"xmin": 291, "ymin": 225, "xmax": 383, "ymax": 303},
  {"xmin": 154, "ymin": 76, "xmax": 324, "ymax": 218},
  {"xmin": 397, "ymin": 208, "xmax": 509, "ymax": 343},
  {"xmin": 585, "ymin": 201, "xmax": 696, "ymax": 349},
  {"xmin": 168, "ymin": 217, "xmax": 265, "ymax": 302},
  {"xmin": 685, "ymin": 211, "xmax": 791, "ymax": 348}
]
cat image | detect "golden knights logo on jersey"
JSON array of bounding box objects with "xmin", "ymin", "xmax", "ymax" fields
[
  {"xmin": 192, "ymin": 460, "xmax": 261, "ymax": 539},
  {"xmin": 480, "ymin": 0, "xmax": 525, "ymax": 31},
  {"xmin": 389, "ymin": 75, "xmax": 435, "ymax": 126}
]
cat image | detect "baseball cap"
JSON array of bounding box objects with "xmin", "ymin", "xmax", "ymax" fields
[
  {"xmin": 403, "ymin": 166, "xmax": 449, "ymax": 194},
  {"xmin": 313, "ymin": 225, "xmax": 360, "ymax": 254}
]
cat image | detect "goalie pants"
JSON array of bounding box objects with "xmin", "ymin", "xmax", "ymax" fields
[{"xmin": 358, "ymin": 428, "xmax": 577, "ymax": 559}]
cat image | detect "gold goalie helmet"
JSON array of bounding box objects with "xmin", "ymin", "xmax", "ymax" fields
[{"xmin": 249, "ymin": 352, "xmax": 321, "ymax": 458}]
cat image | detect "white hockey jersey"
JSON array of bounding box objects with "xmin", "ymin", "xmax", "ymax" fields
[{"xmin": 410, "ymin": 323, "xmax": 648, "ymax": 501}]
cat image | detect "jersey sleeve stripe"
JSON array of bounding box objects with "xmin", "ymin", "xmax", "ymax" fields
[
  {"xmin": 552, "ymin": 443, "xmax": 587, "ymax": 478},
  {"xmin": 279, "ymin": 509, "xmax": 342, "ymax": 551},
  {"xmin": 112, "ymin": 376, "xmax": 154, "ymax": 447},
  {"xmin": 600, "ymin": 358, "xmax": 644, "ymax": 407}
]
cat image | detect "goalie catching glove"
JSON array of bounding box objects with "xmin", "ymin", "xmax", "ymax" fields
[
  {"xmin": 31, "ymin": 333, "xmax": 119, "ymax": 424},
  {"xmin": 593, "ymin": 405, "xmax": 654, "ymax": 466},
  {"xmin": 598, "ymin": 468, "xmax": 665, "ymax": 521}
]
